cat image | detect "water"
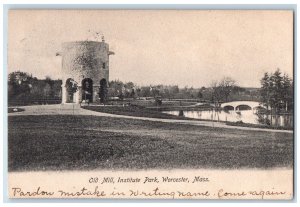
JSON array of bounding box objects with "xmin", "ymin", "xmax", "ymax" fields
[{"xmin": 164, "ymin": 110, "xmax": 293, "ymax": 128}]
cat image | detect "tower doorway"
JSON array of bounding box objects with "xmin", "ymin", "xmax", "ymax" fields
[
  {"xmin": 65, "ymin": 78, "xmax": 77, "ymax": 103},
  {"xmin": 82, "ymin": 78, "xmax": 93, "ymax": 103}
]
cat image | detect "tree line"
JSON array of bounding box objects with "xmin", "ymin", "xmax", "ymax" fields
[
  {"xmin": 8, "ymin": 71, "xmax": 62, "ymax": 105},
  {"xmin": 107, "ymin": 78, "xmax": 259, "ymax": 102},
  {"xmin": 9, "ymin": 70, "xmax": 291, "ymax": 108},
  {"xmin": 260, "ymin": 69, "xmax": 293, "ymax": 113}
]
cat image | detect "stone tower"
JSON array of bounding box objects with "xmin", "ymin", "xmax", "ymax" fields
[{"xmin": 58, "ymin": 38, "xmax": 114, "ymax": 104}]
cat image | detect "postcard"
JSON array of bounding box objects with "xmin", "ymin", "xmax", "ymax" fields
[{"xmin": 7, "ymin": 9, "xmax": 294, "ymax": 199}]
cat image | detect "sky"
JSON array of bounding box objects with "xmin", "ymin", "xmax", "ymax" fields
[{"xmin": 8, "ymin": 10, "xmax": 293, "ymax": 88}]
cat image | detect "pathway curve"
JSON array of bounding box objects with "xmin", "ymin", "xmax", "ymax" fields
[{"xmin": 8, "ymin": 104, "xmax": 293, "ymax": 133}]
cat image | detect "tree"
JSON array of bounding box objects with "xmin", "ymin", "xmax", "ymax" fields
[
  {"xmin": 168, "ymin": 85, "xmax": 179, "ymax": 98},
  {"xmin": 108, "ymin": 80, "xmax": 124, "ymax": 97},
  {"xmin": 8, "ymin": 71, "xmax": 34, "ymax": 102},
  {"xmin": 135, "ymin": 87, "xmax": 141, "ymax": 97},
  {"xmin": 130, "ymin": 88, "xmax": 135, "ymax": 98},
  {"xmin": 210, "ymin": 77, "xmax": 236, "ymax": 105},
  {"xmin": 150, "ymin": 86, "xmax": 160, "ymax": 97},
  {"xmin": 271, "ymin": 69, "xmax": 283, "ymax": 112},
  {"xmin": 43, "ymin": 83, "xmax": 52, "ymax": 98},
  {"xmin": 197, "ymin": 90, "xmax": 203, "ymax": 99},
  {"xmin": 8, "ymin": 71, "xmax": 63, "ymax": 105},
  {"xmin": 260, "ymin": 72, "xmax": 271, "ymax": 109},
  {"xmin": 219, "ymin": 77, "xmax": 236, "ymax": 102},
  {"xmin": 282, "ymin": 74, "xmax": 293, "ymax": 111},
  {"xmin": 259, "ymin": 69, "xmax": 293, "ymax": 113},
  {"xmin": 140, "ymin": 86, "xmax": 151, "ymax": 97},
  {"xmin": 125, "ymin": 82, "xmax": 135, "ymax": 89},
  {"xmin": 210, "ymin": 80, "xmax": 222, "ymax": 105},
  {"xmin": 45, "ymin": 76, "xmax": 55, "ymax": 97}
]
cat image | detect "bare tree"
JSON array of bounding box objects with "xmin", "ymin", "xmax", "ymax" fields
[
  {"xmin": 219, "ymin": 77, "xmax": 236, "ymax": 102},
  {"xmin": 210, "ymin": 77, "xmax": 236, "ymax": 105},
  {"xmin": 210, "ymin": 80, "xmax": 222, "ymax": 106}
]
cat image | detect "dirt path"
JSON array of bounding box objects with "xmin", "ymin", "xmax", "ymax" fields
[{"xmin": 8, "ymin": 104, "xmax": 293, "ymax": 133}]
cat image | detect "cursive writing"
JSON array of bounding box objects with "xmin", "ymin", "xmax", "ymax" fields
[{"xmin": 12, "ymin": 187, "xmax": 54, "ymax": 197}]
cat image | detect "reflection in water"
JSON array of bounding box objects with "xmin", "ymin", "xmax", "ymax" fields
[{"xmin": 164, "ymin": 110, "xmax": 293, "ymax": 128}]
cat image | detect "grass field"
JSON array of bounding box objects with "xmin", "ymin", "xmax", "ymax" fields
[
  {"xmin": 8, "ymin": 115, "xmax": 293, "ymax": 171},
  {"xmin": 82, "ymin": 105, "xmax": 194, "ymax": 120},
  {"xmin": 226, "ymin": 121, "xmax": 293, "ymax": 130},
  {"xmin": 82, "ymin": 105, "xmax": 293, "ymax": 130}
]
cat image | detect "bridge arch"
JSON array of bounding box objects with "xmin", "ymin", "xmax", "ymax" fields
[
  {"xmin": 235, "ymin": 105, "xmax": 252, "ymax": 111},
  {"xmin": 223, "ymin": 105, "xmax": 234, "ymax": 111},
  {"xmin": 221, "ymin": 101, "xmax": 265, "ymax": 112}
]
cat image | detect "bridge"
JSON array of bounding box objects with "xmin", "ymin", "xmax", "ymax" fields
[{"xmin": 220, "ymin": 101, "xmax": 265, "ymax": 111}]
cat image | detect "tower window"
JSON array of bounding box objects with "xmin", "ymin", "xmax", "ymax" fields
[{"xmin": 102, "ymin": 63, "xmax": 106, "ymax": 69}]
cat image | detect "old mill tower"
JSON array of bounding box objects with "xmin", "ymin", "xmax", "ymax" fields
[{"xmin": 57, "ymin": 37, "xmax": 114, "ymax": 104}]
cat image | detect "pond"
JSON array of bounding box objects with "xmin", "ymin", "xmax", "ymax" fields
[{"xmin": 163, "ymin": 110, "xmax": 293, "ymax": 128}]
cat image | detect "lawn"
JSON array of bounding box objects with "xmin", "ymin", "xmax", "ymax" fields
[
  {"xmin": 226, "ymin": 121, "xmax": 293, "ymax": 130},
  {"xmin": 8, "ymin": 115, "xmax": 293, "ymax": 171},
  {"xmin": 82, "ymin": 105, "xmax": 194, "ymax": 120}
]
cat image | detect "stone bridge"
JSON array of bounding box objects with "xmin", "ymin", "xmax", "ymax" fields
[{"xmin": 220, "ymin": 101, "xmax": 265, "ymax": 111}]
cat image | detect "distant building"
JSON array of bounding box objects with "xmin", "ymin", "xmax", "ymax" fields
[{"xmin": 57, "ymin": 37, "xmax": 114, "ymax": 103}]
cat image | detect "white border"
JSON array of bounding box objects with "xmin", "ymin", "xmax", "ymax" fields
[{"xmin": 0, "ymin": 1, "xmax": 299, "ymax": 207}]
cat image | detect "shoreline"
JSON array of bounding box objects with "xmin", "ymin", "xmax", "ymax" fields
[{"xmin": 7, "ymin": 104, "xmax": 293, "ymax": 133}]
